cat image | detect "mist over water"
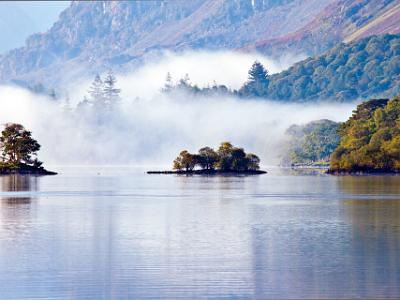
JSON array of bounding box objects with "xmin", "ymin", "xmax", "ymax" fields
[{"xmin": 0, "ymin": 51, "xmax": 356, "ymax": 166}]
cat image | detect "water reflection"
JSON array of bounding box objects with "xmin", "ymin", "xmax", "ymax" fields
[
  {"xmin": 337, "ymin": 176, "xmax": 400, "ymax": 298},
  {"xmin": 0, "ymin": 175, "xmax": 38, "ymax": 239},
  {"xmin": 0, "ymin": 169, "xmax": 400, "ymax": 298},
  {"xmin": 337, "ymin": 175, "xmax": 400, "ymax": 195},
  {"xmin": 1, "ymin": 174, "xmax": 38, "ymax": 201}
]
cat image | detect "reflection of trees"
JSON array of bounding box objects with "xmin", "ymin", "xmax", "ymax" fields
[
  {"xmin": 338, "ymin": 176, "xmax": 400, "ymax": 297},
  {"xmin": 0, "ymin": 175, "xmax": 38, "ymax": 237},
  {"xmin": 341, "ymin": 198, "xmax": 400, "ymax": 297},
  {"xmin": 176, "ymin": 175, "xmax": 246, "ymax": 194},
  {"xmin": 1, "ymin": 174, "xmax": 37, "ymax": 203},
  {"xmin": 337, "ymin": 176, "xmax": 400, "ymax": 195},
  {"xmin": 2, "ymin": 174, "xmax": 36, "ymax": 190}
]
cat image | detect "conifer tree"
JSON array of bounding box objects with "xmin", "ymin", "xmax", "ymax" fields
[
  {"xmin": 240, "ymin": 61, "xmax": 269, "ymax": 97},
  {"xmin": 103, "ymin": 70, "xmax": 121, "ymax": 108},
  {"xmin": 88, "ymin": 74, "xmax": 105, "ymax": 107},
  {"xmin": 162, "ymin": 72, "xmax": 173, "ymax": 92},
  {"xmin": 49, "ymin": 89, "xmax": 57, "ymax": 101}
]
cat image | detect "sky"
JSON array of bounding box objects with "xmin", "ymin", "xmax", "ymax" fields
[{"xmin": 0, "ymin": 1, "xmax": 70, "ymax": 53}]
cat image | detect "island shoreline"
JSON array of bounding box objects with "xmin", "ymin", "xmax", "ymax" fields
[{"xmin": 147, "ymin": 169, "xmax": 267, "ymax": 175}]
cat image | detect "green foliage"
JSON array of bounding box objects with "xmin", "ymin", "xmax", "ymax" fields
[
  {"xmin": 173, "ymin": 150, "xmax": 198, "ymax": 171},
  {"xmin": 198, "ymin": 147, "xmax": 219, "ymax": 170},
  {"xmin": 0, "ymin": 123, "xmax": 41, "ymax": 166},
  {"xmin": 330, "ymin": 96, "xmax": 400, "ymax": 172},
  {"xmin": 282, "ymin": 119, "xmax": 341, "ymax": 165},
  {"xmin": 173, "ymin": 142, "xmax": 261, "ymax": 171},
  {"xmin": 239, "ymin": 34, "xmax": 400, "ymax": 101}
]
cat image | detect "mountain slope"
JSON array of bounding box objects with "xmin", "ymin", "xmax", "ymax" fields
[
  {"xmin": 252, "ymin": 0, "xmax": 400, "ymax": 56},
  {"xmin": 344, "ymin": 2, "xmax": 400, "ymax": 42},
  {"xmin": 0, "ymin": 0, "xmax": 332, "ymax": 87}
]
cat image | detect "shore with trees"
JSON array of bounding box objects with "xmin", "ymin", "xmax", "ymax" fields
[
  {"xmin": 148, "ymin": 142, "xmax": 266, "ymax": 175},
  {"xmin": 329, "ymin": 96, "xmax": 400, "ymax": 174},
  {"xmin": 0, "ymin": 123, "xmax": 56, "ymax": 175},
  {"xmin": 281, "ymin": 119, "xmax": 341, "ymax": 168}
]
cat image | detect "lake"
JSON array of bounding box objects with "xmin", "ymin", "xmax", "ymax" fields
[{"xmin": 0, "ymin": 167, "xmax": 399, "ymax": 299}]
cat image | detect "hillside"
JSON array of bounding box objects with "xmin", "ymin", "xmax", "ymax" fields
[
  {"xmin": 240, "ymin": 34, "xmax": 400, "ymax": 101},
  {"xmin": 251, "ymin": 0, "xmax": 400, "ymax": 56},
  {"xmin": 0, "ymin": 0, "xmax": 332, "ymax": 88},
  {"xmin": 330, "ymin": 96, "xmax": 400, "ymax": 173}
]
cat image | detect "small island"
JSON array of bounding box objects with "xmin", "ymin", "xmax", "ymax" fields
[
  {"xmin": 148, "ymin": 142, "xmax": 266, "ymax": 175},
  {"xmin": 0, "ymin": 123, "xmax": 56, "ymax": 175}
]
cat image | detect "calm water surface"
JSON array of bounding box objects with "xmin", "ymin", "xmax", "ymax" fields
[{"xmin": 0, "ymin": 167, "xmax": 399, "ymax": 299}]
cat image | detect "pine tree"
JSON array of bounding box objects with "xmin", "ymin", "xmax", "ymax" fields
[
  {"xmin": 63, "ymin": 93, "xmax": 72, "ymax": 113},
  {"xmin": 162, "ymin": 72, "xmax": 173, "ymax": 93},
  {"xmin": 88, "ymin": 74, "xmax": 105, "ymax": 107},
  {"xmin": 103, "ymin": 70, "xmax": 121, "ymax": 108},
  {"xmin": 49, "ymin": 89, "xmax": 57, "ymax": 101},
  {"xmin": 242, "ymin": 61, "xmax": 269, "ymax": 97}
]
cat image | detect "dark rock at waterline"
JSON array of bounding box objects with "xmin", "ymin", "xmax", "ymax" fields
[
  {"xmin": 0, "ymin": 163, "xmax": 57, "ymax": 176},
  {"xmin": 327, "ymin": 168, "xmax": 400, "ymax": 175},
  {"xmin": 147, "ymin": 169, "xmax": 267, "ymax": 175}
]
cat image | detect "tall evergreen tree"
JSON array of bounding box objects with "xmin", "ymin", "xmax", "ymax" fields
[
  {"xmin": 162, "ymin": 72, "xmax": 173, "ymax": 93},
  {"xmin": 88, "ymin": 74, "xmax": 105, "ymax": 107},
  {"xmin": 62, "ymin": 93, "xmax": 72, "ymax": 114},
  {"xmin": 240, "ymin": 61, "xmax": 269, "ymax": 97},
  {"xmin": 49, "ymin": 88, "xmax": 57, "ymax": 101},
  {"xmin": 103, "ymin": 70, "xmax": 121, "ymax": 108}
]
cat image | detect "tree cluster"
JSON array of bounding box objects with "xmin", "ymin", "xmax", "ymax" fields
[
  {"xmin": 77, "ymin": 70, "xmax": 121, "ymax": 111},
  {"xmin": 238, "ymin": 34, "xmax": 400, "ymax": 101},
  {"xmin": 0, "ymin": 123, "xmax": 42, "ymax": 168},
  {"xmin": 173, "ymin": 142, "xmax": 260, "ymax": 172},
  {"xmin": 161, "ymin": 72, "xmax": 230, "ymax": 96},
  {"xmin": 330, "ymin": 96, "xmax": 400, "ymax": 172},
  {"xmin": 282, "ymin": 119, "xmax": 341, "ymax": 166}
]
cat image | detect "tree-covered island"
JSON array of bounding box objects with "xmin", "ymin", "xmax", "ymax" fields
[
  {"xmin": 329, "ymin": 96, "xmax": 400, "ymax": 174},
  {"xmin": 148, "ymin": 142, "xmax": 266, "ymax": 175},
  {"xmin": 0, "ymin": 123, "xmax": 56, "ymax": 175}
]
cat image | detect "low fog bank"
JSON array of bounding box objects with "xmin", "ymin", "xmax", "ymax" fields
[
  {"xmin": 0, "ymin": 87, "xmax": 355, "ymax": 167},
  {"xmin": 0, "ymin": 51, "xmax": 356, "ymax": 167}
]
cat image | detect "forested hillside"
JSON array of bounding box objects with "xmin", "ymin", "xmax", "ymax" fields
[{"xmin": 240, "ymin": 34, "xmax": 400, "ymax": 101}]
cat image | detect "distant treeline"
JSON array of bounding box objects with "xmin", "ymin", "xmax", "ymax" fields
[
  {"xmin": 253, "ymin": 34, "xmax": 400, "ymax": 102},
  {"xmin": 162, "ymin": 34, "xmax": 400, "ymax": 102},
  {"xmin": 30, "ymin": 34, "xmax": 400, "ymax": 104},
  {"xmin": 282, "ymin": 119, "xmax": 341, "ymax": 166}
]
